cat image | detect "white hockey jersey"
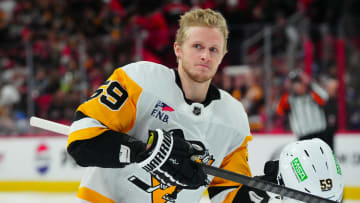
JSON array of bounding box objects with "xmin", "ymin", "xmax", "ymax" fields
[{"xmin": 67, "ymin": 61, "xmax": 252, "ymax": 203}]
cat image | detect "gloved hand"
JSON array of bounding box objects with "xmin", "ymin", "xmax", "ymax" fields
[{"xmin": 136, "ymin": 129, "xmax": 208, "ymax": 189}]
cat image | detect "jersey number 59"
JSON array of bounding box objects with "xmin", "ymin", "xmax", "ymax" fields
[{"xmin": 90, "ymin": 80, "xmax": 128, "ymax": 111}]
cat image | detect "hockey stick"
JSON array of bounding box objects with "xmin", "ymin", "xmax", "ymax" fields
[
  {"xmin": 30, "ymin": 116, "xmax": 70, "ymax": 135},
  {"xmin": 200, "ymin": 164, "xmax": 335, "ymax": 203},
  {"xmin": 29, "ymin": 116, "xmax": 336, "ymax": 203}
]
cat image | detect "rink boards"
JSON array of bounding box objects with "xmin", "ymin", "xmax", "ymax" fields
[{"xmin": 0, "ymin": 134, "xmax": 359, "ymax": 200}]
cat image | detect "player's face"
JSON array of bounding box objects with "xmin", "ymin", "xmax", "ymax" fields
[{"xmin": 174, "ymin": 26, "xmax": 225, "ymax": 83}]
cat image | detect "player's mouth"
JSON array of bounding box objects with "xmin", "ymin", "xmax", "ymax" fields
[{"xmin": 196, "ymin": 64, "xmax": 210, "ymax": 69}]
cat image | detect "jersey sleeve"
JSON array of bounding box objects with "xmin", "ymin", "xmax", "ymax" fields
[
  {"xmin": 208, "ymin": 135, "xmax": 253, "ymax": 203},
  {"xmin": 73, "ymin": 67, "xmax": 142, "ymax": 135},
  {"xmin": 67, "ymin": 67, "xmax": 146, "ymax": 168},
  {"xmin": 309, "ymin": 83, "xmax": 328, "ymax": 106},
  {"xmin": 276, "ymin": 92, "xmax": 290, "ymax": 116}
]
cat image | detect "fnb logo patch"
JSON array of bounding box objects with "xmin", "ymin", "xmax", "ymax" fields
[
  {"xmin": 292, "ymin": 157, "xmax": 308, "ymax": 182},
  {"xmin": 150, "ymin": 101, "xmax": 174, "ymax": 123}
]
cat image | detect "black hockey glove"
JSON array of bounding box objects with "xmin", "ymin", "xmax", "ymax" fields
[
  {"xmin": 136, "ymin": 129, "xmax": 208, "ymax": 189},
  {"xmin": 228, "ymin": 161, "xmax": 280, "ymax": 203}
]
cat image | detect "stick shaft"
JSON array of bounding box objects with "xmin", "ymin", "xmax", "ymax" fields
[
  {"xmin": 201, "ymin": 164, "xmax": 336, "ymax": 203},
  {"xmin": 30, "ymin": 116, "xmax": 70, "ymax": 135}
]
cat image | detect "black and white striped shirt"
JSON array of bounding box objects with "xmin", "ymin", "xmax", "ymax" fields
[{"xmin": 277, "ymin": 83, "xmax": 328, "ymax": 137}]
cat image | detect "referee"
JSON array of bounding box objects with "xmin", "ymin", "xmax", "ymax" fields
[{"xmin": 276, "ymin": 70, "xmax": 329, "ymax": 143}]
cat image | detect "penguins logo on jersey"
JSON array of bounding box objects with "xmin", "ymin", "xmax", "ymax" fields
[
  {"xmin": 129, "ymin": 144, "xmax": 214, "ymax": 203},
  {"xmin": 150, "ymin": 100, "xmax": 174, "ymax": 123}
]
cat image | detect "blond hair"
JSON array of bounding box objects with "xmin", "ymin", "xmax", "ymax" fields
[{"xmin": 175, "ymin": 8, "xmax": 229, "ymax": 53}]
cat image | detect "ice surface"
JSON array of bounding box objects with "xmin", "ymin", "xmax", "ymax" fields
[{"xmin": 0, "ymin": 192, "xmax": 358, "ymax": 203}]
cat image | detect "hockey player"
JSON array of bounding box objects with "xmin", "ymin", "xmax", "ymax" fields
[
  {"xmin": 67, "ymin": 8, "xmax": 253, "ymax": 203},
  {"xmin": 240, "ymin": 138, "xmax": 344, "ymax": 203}
]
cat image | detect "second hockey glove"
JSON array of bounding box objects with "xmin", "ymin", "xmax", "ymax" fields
[{"xmin": 136, "ymin": 129, "xmax": 207, "ymax": 189}]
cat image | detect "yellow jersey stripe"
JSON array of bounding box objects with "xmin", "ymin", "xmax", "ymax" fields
[
  {"xmin": 77, "ymin": 186, "xmax": 116, "ymax": 203},
  {"xmin": 67, "ymin": 127, "xmax": 108, "ymax": 147},
  {"xmin": 209, "ymin": 135, "xmax": 253, "ymax": 187}
]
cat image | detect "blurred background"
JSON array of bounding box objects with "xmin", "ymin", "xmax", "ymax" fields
[
  {"xmin": 1, "ymin": 0, "xmax": 360, "ymax": 134},
  {"xmin": 0, "ymin": 0, "xmax": 359, "ymax": 202}
]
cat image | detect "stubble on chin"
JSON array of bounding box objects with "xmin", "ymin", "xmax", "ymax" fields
[
  {"xmin": 193, "ymin": 71, "xmax": 214, "ymax": 83},
  {"xmin": 182, "ymin": 64, "xmax": 214, "ymax": 83}
]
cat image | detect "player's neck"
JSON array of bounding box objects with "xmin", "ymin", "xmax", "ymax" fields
[{"xmin": 178, "ymin": 67, "xmax": 211, "ymax": 103}]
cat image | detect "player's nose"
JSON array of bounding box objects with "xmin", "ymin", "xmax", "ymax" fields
[{"xmin": 200, "ymin": 50, "xmax": 210, "ymax": 61}]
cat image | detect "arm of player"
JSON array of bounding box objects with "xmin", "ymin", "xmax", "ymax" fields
[
  {"xmin": 67, "ymin": 67, "xmax": 145, "ymax": 168},
  {"xmin": 207, "ymin": 135, "xmax": 253, "ymax": 203},
  {"xmin": 67, "ymin": 111, "xmax": 147, "ymax": 168}
]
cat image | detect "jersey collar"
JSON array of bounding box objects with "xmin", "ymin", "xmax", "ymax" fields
[{"xmin": 173, "ymin": 69, "xmax": 220, "ymax": 107}]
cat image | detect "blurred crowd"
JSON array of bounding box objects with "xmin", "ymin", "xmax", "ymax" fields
[{"xmin": 0, "ymin": 0, "xmax": 359, "ymax": 135}]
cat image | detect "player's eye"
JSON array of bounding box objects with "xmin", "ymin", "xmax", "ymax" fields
[
  {"xmin": 193, "ymin": 44, "xmax": 202, "ymax": 49},
  {"xmin": 210, "ymin": 47, "xmax": 218, "ymax": 53}
]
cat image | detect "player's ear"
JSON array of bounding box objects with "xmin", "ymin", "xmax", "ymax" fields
[{"xmin": 174, "ymin": 42, "xmax": 181, "ymax": 58}]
